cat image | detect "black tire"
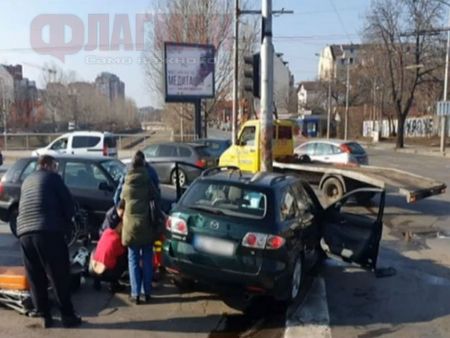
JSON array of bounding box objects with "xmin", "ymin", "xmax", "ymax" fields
[
  {"xmin": 171, "ymin": 168, "xmax": 187, "ymax": 187},
  {"xmin": 322, "ymin": 177, "xmax": 344, "ymax": 205},
  {"xmin": 298, "ymin": 154, "xmax": 311, "ymax": 163},
  {"xmin": 9, "ymin": 206, "xmax": 18, "ymax": 238},
  {"xmin": 288, "ymin": 255, "xmax": 304, "ymax": 303}
]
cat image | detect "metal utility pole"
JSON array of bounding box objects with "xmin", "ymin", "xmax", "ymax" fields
[
  {"xmin": 232, "ymin": 0, "xmax": 239, "ymax": 144},
  {"xmin": 327, "ymin": 80, "xmax": 331, "ymax": 139},
  {"xmin": 344, "ymin": 58, "xmax": 350, "ymax": 140},
  {"xmin": 441, "ymin": 10, "xmax": 450, "ymax": 154},
  {"xmin": 0, "ymin": 79, "xmax": 7, "ymax": 150},
  {"xmin": 260, "ymin": 0, "xmax": 274, "ymax": 172}
]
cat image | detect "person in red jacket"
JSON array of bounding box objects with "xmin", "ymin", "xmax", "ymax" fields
[{"xmin": 90, "ymin": 200, "xmax": 127, "ymax": 293}]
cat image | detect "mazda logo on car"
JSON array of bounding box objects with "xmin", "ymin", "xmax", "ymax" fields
[{"xmin": 209, "ymin": 221, "xmax": 220, "ymax": 230}]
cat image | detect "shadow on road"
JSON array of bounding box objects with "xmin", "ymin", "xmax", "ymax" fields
[{"xmin": 323, "ymin": 244, "xmax": 450, "ymax": 332}]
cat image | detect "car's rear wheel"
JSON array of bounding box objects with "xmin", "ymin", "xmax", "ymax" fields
[
  {"xmin": 9, "ymin": 206, "xmax": 18, "ymax": 238},
  {"xmin": 289, "ymin": 255, "xmax": 304, "ymax": 302},
  {"xmin": 171, "ymin": 168, "xmax": 187, "ymax": 187}
]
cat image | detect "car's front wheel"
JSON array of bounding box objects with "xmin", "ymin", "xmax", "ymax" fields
[{"xmin": 9, "ymin": 206, "xmax": 18, "ymax": 238}]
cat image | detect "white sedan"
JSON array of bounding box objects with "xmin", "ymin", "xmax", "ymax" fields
[{"xmin": 294, "ymin": 139, "xmax": 369, "ymax": 165}]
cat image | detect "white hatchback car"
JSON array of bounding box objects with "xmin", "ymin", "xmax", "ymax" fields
[
  {"xmin": 294, "ymin": 139, "xmax": 368, "ymax": 165},
  {"xmin": 32, "ymin": 131, "xmax": 118, "ymax": 158}
]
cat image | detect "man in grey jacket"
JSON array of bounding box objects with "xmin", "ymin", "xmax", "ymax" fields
[{"xmin": 17, "ymin": 155, "xmax": 81, "ymax": 328}]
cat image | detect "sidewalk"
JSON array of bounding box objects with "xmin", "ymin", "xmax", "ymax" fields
[{"xmin": 362, "ymin": 141, "xmax": 450, "ymax": 159}]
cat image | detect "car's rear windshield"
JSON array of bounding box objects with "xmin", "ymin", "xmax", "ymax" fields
[
  {"xmin": 180, "ymin": 181, "xmax": 267, "ymax": 219},
  {"xmin": 194, "ymin": 146, "xmax": 211, "ymax": 157},
  {"xmin": 346, "ymin": 142, "xmax": 366, "ymax": 154},
  {"xmin": 104, "ymin": 136, "xmax": 117, "ymax": 148}
]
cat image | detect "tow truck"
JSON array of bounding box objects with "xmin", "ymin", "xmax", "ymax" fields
[{"xmin": 219, "ymin": 119, "xmax": 446, "ymax": 204}]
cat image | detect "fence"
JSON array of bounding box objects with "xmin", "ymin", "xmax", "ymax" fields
[{"xmin": 0, "ymin": 131, "xmax": 199, "ymax": 151}]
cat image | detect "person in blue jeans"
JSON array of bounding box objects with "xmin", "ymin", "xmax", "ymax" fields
[{"xmin": 120, "ymin": 151, "xmax": 157, "ymax": 304}]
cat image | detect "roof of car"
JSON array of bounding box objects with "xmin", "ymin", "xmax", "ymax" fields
[
  {"xmin": 145, "ymin": 142, "xmax": 205, "ymax": 148},
  {"xmin": 61, "ymin": 131, "xmax": 115, "ymax": 137},
  {"xmin": 198, "ymin": 169, "xmax": 298, "ymax": 189},
  {"xmin": 299, "ymin": 139, "xmax": 361, "ymax": 146},
  {"xmin": 20, "ymin": 155, "xmax": 121, "ymax": 162},
  {"xmin": 195, "ymin": 138, "xmax": 231, "ymax": 143}
]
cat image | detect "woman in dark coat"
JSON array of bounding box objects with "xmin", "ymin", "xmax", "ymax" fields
[{"xmin": 121, "ymin": 151, "xmax": 154, "ymax": 304}]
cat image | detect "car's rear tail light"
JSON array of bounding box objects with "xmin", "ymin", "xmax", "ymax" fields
[
  {"xmin": 195, "ymin": 159, "xmax": 207, "ymax": 168},
  {"xmin": 103, "ymin": 144, "xmax": 108, "ymax": 156},
  {"xmin": 340, "ymin": 144, "xmax": 351, "ymax": 153},
  {"xmin": 0, "ymin": 182, "xmax": 4, "ymax": 197},
  {"xmin": 242, "ymin": 233, "xmax": 267, "ymax": 249},
  {"xmin": 242, "ymin": 232, "xmax": 285, "ymax": 250},
  {"xmin": 166, "ymin": 216, "xmax": 188, "ymax": 235},
  {"xmin": 265, "ymin": 235, "xmax": 286, "ymax": 250}
]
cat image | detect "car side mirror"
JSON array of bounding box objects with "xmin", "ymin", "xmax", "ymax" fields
[{"xmin": 98, "ymin": 181, "xmax": 114, "ymax": 192}]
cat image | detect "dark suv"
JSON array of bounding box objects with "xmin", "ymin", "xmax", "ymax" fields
[
  {"xmin": 164, "ymin": 167, "xmax": 385, "ymax": 306},
  {"xmin": 0, "ymin": 156, "xmax": 126, "ymax": 237}
]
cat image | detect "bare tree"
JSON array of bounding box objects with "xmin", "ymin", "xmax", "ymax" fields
[
  {"xmin": 364, "ymin": 0, "xmax": 445, "ymax": 148},
  {"xmin": 143, "ymin": 0, "xmax": 258, "ymax": 129}
]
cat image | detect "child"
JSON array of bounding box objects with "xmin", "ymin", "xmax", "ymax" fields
[{"xmin": 90, "ymin": 200, "xmax": 127, "ymax": 293}]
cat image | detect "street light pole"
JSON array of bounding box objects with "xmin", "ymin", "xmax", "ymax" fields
[
  {"xmin": 327, "ymin": 79, "xmax": 331, "ymax": 139},
  {"xmin": 0, "ymin": 79, "xmax": 7, "ymax": 150},
  {"xmin": 441, "ymin": 9, "xmax": 450, "ymax": 154},
  {"xmin": 344, "ymin": 58, "xmax": 350, "ymax": 140},
  {"xmin": 260, "ymin": 0, "xmax": 274, "ymax": 172},
  {"xmin": 232, "ymin": 0, "xmax": 239, "ymax": 145}
]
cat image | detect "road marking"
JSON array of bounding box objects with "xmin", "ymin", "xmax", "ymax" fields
[{"xmin": 285, "ymin": 277, "xmax": 332, "ymax": 338}]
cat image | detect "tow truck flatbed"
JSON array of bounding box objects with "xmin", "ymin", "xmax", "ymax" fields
[{"xmin": 273, "ymin": 161, "xmax": 446, "ymax": 203}]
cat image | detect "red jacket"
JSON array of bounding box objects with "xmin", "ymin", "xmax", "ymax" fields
[{"xmin": 94, "ymin": 229, "xmax": 125, "ymax": 270}]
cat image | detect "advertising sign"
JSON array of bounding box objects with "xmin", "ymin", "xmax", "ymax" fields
[{"xmin": 164, "ymin": 42, "xmax": 215, "ymax": 102}]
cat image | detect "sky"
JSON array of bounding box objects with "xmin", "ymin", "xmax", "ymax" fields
[{"xmin": 0, "ymin": 0, "xmax": 370, "ymax": 108}]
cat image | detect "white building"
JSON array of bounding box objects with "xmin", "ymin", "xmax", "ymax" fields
[
  {"xmin": 318, "ymin": 44, "xmax": 361, "ymax": 81},
  {"xmin": 273, "ymin": 53, "xmax": 296, "ymax": 116},
  {"xmin": 297, "ymin": 81, "xmax": 321, "ymax": 112}
]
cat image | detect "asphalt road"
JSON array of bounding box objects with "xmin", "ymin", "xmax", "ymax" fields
[{"xmin": 0, "ymin": 147, "xmax": 449, "ymax": 337}]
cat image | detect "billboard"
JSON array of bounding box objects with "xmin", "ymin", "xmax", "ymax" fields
[{"xmin": 164, "ymin": 42, "xmax": 215, "ymax": 102}]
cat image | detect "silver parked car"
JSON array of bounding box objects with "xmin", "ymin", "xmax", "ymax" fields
[{"xmin": 294, "ymin": 139, "xmax": 369, "ymax": 165}]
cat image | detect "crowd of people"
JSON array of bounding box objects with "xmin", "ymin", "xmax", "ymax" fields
[{"xmin": 16, "ymin": 150, "xmax": 163, "ymax": 328}]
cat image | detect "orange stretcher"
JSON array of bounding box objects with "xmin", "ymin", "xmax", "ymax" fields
[
  {"xmin": 0, "ymin": 267, "xmax": 29, "ymax": 290},
  {"xmin": 0, "ymin": 266, "xmax": 33, "ymax": 314}
]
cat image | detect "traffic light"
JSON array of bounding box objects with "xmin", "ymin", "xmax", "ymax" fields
[{"xmin": 244, "ymin": 53, "xmax": 260, "ymax": 98}]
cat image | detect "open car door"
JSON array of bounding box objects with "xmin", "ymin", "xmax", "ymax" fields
[{"xmin": 321, "ymin": 188, "xmax": 385, "ymax": 270}]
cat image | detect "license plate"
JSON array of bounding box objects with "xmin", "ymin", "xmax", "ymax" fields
[{"xmin": 194, "ymin": 236, "xmax": 235, "ymax": 256}]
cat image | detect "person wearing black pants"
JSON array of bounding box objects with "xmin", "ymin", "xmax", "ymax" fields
[
  {"xmin": 20, "ymin": 232, "xmax": 74, "ymax": 319},
  {"xmin": 17, "ymin": 155, "xmax": 82, "ymax": 328}
]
